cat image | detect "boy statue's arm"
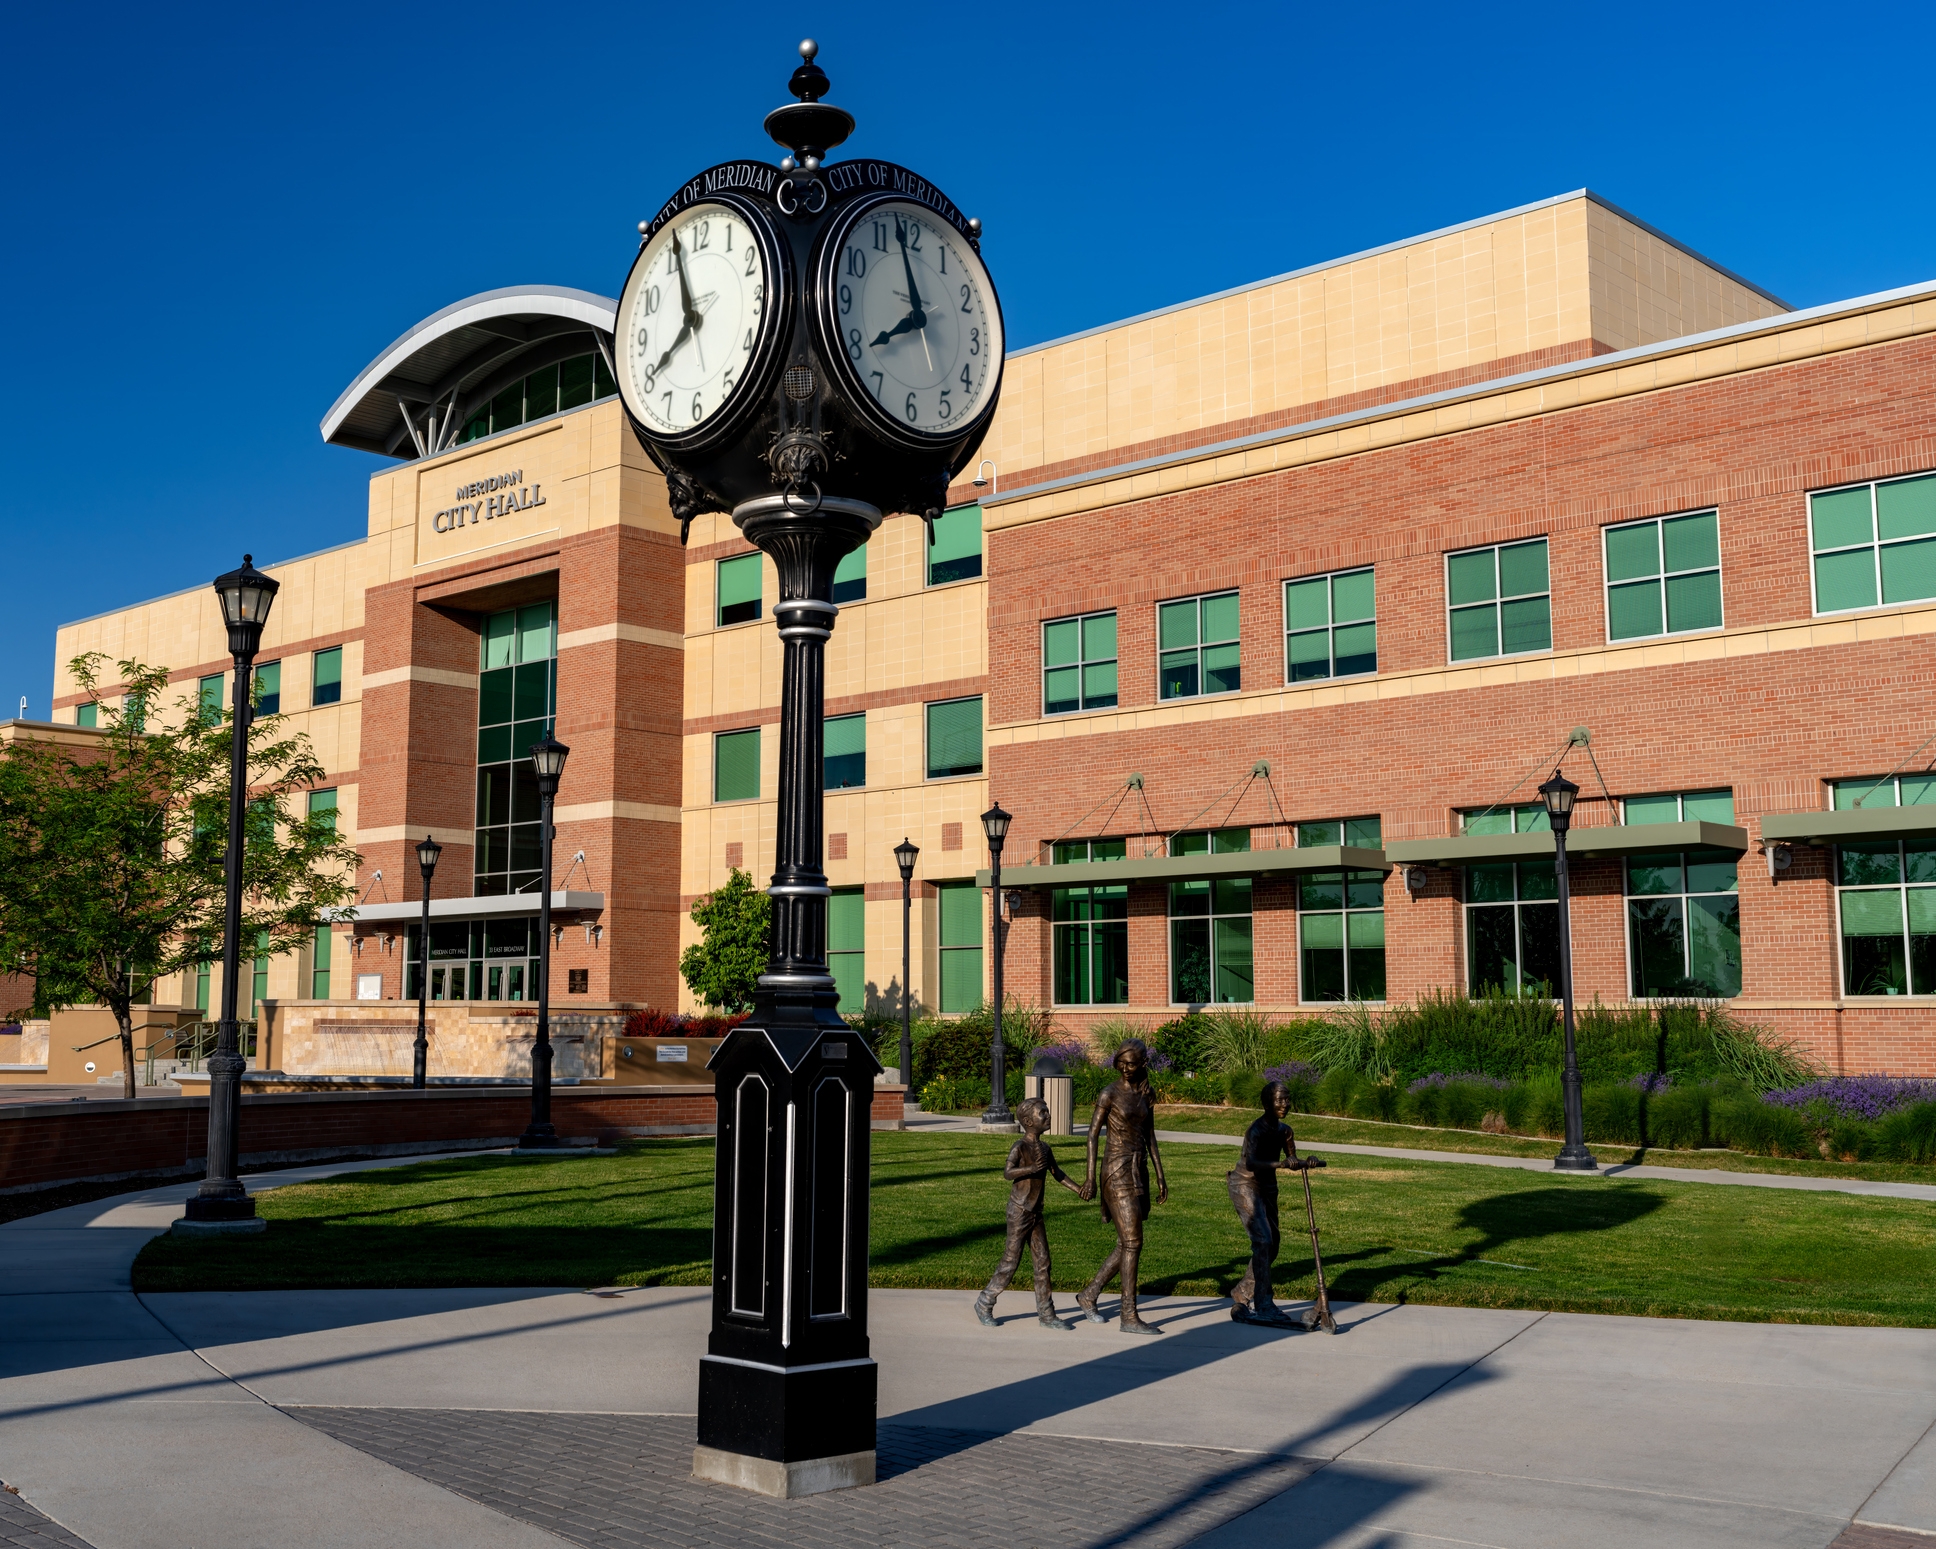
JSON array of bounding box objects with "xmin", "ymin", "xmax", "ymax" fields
[
  {"xmin": 1002, "ymin": 1140, "xmax": 1046, "ymax": 1182},
  {"xmin": 1043, "ymin": 1142, "xmax": 1081, "ymax": 1193}
]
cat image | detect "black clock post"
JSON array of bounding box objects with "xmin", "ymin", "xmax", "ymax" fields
[{"xmin": 614, "ymin": 44, "xmax": 1003, "ymax": 1499}]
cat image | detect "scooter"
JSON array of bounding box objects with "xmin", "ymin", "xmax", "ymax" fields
[{"xmin": 1295, "ymin": 1153, "xmax": 1338, "ymax": 1335}]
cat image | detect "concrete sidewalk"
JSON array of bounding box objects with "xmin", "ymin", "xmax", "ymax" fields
[
  {"xmin": 2, "ymin": 1155, "xmax": 1935, "ymax": 1547},
  {"xmin": 910, "ymin": 1112, "xmax": 1936, "ymax": 1202}
]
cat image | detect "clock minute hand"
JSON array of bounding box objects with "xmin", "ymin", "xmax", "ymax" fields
[{"xmin": 895, "ymin": 215, "xmax": 926, "ymax": 321}]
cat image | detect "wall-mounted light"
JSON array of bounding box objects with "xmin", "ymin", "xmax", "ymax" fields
[
  {"xmin": 583, "ymin": 923, "xmax": 604, "ymax": 947},
  {"xmin": 971, "ymin": 459, "xmax": 997, "ymax": 497}
]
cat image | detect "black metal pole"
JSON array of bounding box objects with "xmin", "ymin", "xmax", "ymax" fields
[
  {"xmin": 521, "ymin": 784, "xmax": 559, "ymax": 1148},
  {"xmin": 183, "ymin": 641, "xmax": 258, "ymax": 1225},
  {"xmin": 980, "ymin": 837, "xmax": 1014, "ymax": 1130},
  {"xmin": 413, "ymin": 856, "xmax": 432, "ymax": 1089},
  {"xmin": 899, "ymin": 862, "xmax": 914, "ymax": 1096},
  {"xmin": 1552, "ymin": 820, "xmax": 1597, "ymax": 1170}
]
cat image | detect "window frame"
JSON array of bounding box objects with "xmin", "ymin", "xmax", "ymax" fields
[
  {"xmin": 924, "ymin": 695, "xmax": 984, "ymax": 780},
  {"xmin": 716, "ymin": 552, "xmax": 764, "ymax": 627},
  {"xmin": 1833, "ymin": 839, "xmax": 1936, "ymax": 997},
  {"xmin": 925, "ymin": 503, "xmax": 984, "ymax": 588},
  {"xmin": 824, "ymin": 712, "xmax": 866, "ymax": 791},
  {"xmin": 252, "ymin": 661, "xmax": 281, "ymax": 716},
  {"xmin": 1168, "ymin": 873, "xmax": 1254, "ymax": 1006},
  {"xmin": 1624, "ymin": 849, "xmax": 1742, "ymax": 999},
  {"xmin": 1601, "ymin": 509, "xmax": 1724, "ymax": 643},
  {"xmin": 1444, "ymin": 538, "xmax": 1552, "ymax": 663},
  {"xmin": 1809, "ymin": 472, "xmax": 1936, "ymax": 618},
  {"xmin": 1042, "ymin": 609, "xmax": 1120, "ymax": 716},
  {"xmin": 1157, "ymin": 589, "xmax": 1242, "ymax": 702},
  {"xmin": 1463, "ymin": 861, "xmax": 1560, "ymax": 996},
  {"xmin": 1283, "ymin": 566, "xmax": 1377, "ymax": 684},
  {"xmin": 828, "ymin": 886, "xmax": 866, "ymax": 1013},
  {"xmin": 713, "ymin": 727, "xmax": 763, "ymax": 804},
  {"xmin": 311, "ymin": 646, "xmax": 344, "ymax": 707},
  {"xmin": 197, "ymin": 674, "xmax": 225, "ymax": 726},
  {"xmin": 1296, "ymin": 866, "xmax": 1387, "ymax": 1004},
  {"xmin": 936, "ymin": 879, "xmax": 984, "ymax": 1013}
]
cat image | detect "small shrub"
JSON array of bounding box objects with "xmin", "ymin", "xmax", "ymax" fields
[
  {"xmin": 1030, "ymin": 1038, "xmax": 1090, "ymax": 1070},
  {"xmin": 623, "ymin": 1008, "xmax": 688, "ymax": 1040},
  {"xmin": 1198, "ymin": 1008, "xmax": 1276, "ymax": 1073},
  {"xmin": 1711, "ymin": 1094, "xmax": 1816, "ymax": 1157},
  {"xmin": 1826, "ymin": 1118, "xmax": 1877, "ymax": 1162},
  {"xmin": 1440, "ymin": 1079, "xmax": 1499, "ymax": 1132},
  {"xmin": 1264, "ymin": 1060, "xmax": 1320, "ymax": 1112},
  {"xmin": 1071, "ymin": 1064, "xmax": 1113, "ymax": 1104},
  {"xmin": 1151, "ymin": 1013, "xmax": 1212, "ymax": 1074},
  {"xmin": 1582, "ymin": 1081, "xmax": 1643, "ymax": 1146},
  {"xmin": 1509, "ymin": 1076, "xmax": 1566, "ymax": 1138},
  {"xmin": 1226, "ymin": 1069, "xmax": 1266, "ymax": 1109},
  {"xmin": 1873, "ymin": 1101, "xmax": 1936, "ymax": 1163},
  {"xmin": 685, "ymin": 1012, "xmax": 747, "ymax": 1038},
  {"xmin": 1317, "ymin": 1067, "xmax": 1369, "ymax": 1116},
  {"xmin": 1347, "ymin": 1078, "xmax": 1401, "ymax": 1123},
  {"xmin": 1646, "ymin": 1086, "xmax": 1708, "ymax": 1149},
  {"xmin": 1155, "ymin": 1070, "xmax": 1227, "ymax": 1105}
]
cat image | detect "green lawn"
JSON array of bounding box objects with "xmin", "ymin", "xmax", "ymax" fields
[
  {"xmin": 1152, "ymin": 1106, "xmax": 1936, "ymax": 1184},
  {"xmin": 131, "ymin": 1133, "xmax": 1936, "ymax": 1326}
]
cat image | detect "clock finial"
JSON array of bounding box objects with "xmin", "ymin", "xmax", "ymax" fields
[{"xmin": 766, "ymin": 39, "xmax": 853, "ymax": 166}]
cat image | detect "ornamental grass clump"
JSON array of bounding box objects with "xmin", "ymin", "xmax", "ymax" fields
[{"xmin": 1197, "ymin": 1008, "xmax": 1277, "ymax": 1073}]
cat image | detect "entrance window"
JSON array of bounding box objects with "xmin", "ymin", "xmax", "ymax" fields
[
  {"xmin": 1465, "ymin": 862, "xmax": 1559, "ymax": 994},
  {"xmin": 476, "ymin": 602, "xmax": 556, "ymax": 896},
  {"xmin": 1626, "ymin": 851, "xmax": 1741, "ymax": 998},
  {"xmin": 1836, "ymin": 841, "xmax": 1936, "ymax": 996},
  {"xmin": 1170, "ymin": 876, "xmax": 1252, "ymax": 1004},
  {"xmin": 1298, "ymin": 869, "xmax": 1386, "ymax": 1002},
  {"xmin": 406, "ymin": 918, "xmax": 538, "ymax": 1002},
  {"xmin": 938, "ymin": 880, "xmax": 982, "ymax": 1013}
]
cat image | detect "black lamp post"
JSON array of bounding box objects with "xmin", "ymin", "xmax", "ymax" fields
[
  {"xmin": 979, "ymin": 802, "xmax": 1017, "ymax": 1133},
  {"xmin": 519, "ymin": 734, "xmax": 570, "ymax": 1150},
  {"xmin": 893, "ymin": 837, "xmax": 919, "ymax": 1098},
  {"xmin": 180, "ymin": 555, "xmax": 278, "ymax": 1233},
  {"xmin": 412, "ymin": 834, "xmax": 441, "ymax": 1089},
  {"xmin": 1541, "ymin": 769, "xmax": 1597, "ymax": 1171}
]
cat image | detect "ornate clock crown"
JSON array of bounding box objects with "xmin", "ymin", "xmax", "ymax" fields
[{"xmin": 764, "ymin": 39, "xmax": 854, "ymax": 170}]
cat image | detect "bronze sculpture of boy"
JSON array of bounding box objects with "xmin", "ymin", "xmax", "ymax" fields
[
  {"xmin": 975, "ymin": 1096, "xmax": 1082, "ymax": 1329},
  {"xmin": 1228, "ymin": 1079, "xmax": 1325, "ymax": 1325},
  {"xmin": 1076, "ymin": 1038, "xmax": 1168, "ymax": 1335}
]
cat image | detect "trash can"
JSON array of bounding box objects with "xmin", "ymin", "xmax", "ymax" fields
[{"xmin": 1023, "ymin": 1052, "xmax": 1074, "ymax": 1136}]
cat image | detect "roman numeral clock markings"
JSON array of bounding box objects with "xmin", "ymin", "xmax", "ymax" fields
[
  {"xmin": 619, "ymin": 204, "xmax": 765, "ymax": 434},
  {"xmin": 833, "ymin": 201, "xmax": 999, "ymax": 434}
]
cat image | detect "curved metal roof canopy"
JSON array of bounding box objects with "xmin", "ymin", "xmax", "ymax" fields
[{"xmin": 321, "ymin": 285, "xmax": 617, "ymax": 460}]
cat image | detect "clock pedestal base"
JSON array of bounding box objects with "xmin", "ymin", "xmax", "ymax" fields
[{"xmin": 693, "ymin": 1354, "xmax": 877, "ymax": 1497}]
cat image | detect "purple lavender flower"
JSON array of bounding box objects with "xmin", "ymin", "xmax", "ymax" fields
[
  {"xmin": 1264, "ymin": 1060, "xmax": 1318, "ymax": 1085},
  {"xmin": 1407, "ymin": 1071, "xmax": 1512, "ymax": 1093},
  {"xmin": 1147, "ymin": 1049, "xmax": 1173, "ymax": 1072},
  {"xmin": 1763, "ymin": 1074, "xmax": 1936, "ymax": 1121},
  {"xmin": 1032, "ymin": 1039, "xmax": 1090, "ymax": 1069},
  {"xmin": 1628, "ymin": 1072, "xmax": 1673, "ymax": 1093}
]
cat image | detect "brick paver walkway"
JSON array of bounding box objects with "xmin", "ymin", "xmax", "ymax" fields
[
  {"xmin": 286, "ymin": 1407, "xmax": 1316, "ymax": 1548},
  {"xmin": 0, "ymin": 1491, "xmax": 96, "ymax": 1549}
]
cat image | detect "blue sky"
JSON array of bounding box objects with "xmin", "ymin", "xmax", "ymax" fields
[{"xmin": 5, "ymin": 1, "xmax": 1933, "ymax": 714}]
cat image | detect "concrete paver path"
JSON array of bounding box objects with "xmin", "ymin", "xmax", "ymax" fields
[{"xmin": 2, "ymin": 1148, "xmax": 1934, "ymax": 1547}]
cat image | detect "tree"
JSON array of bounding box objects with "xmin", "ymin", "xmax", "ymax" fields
[
  {"xmin": 678, "ymin": 867, "xmax": 771, "ymax": 1013},
  {"xmin": 0, "ymin": 654, "xmax": 360, "ymax": 1097}
]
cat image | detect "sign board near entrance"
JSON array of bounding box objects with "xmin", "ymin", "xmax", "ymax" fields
[{"xmin": 413, "ymin": 426, "xmax": 563, "ymax": 565}]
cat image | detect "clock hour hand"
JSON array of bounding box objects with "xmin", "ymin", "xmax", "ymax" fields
[
  {"xmin": 647, "ymin": 319, "xmax": 693, "ymax": 384},
  {"xmin": 869, "ymin": 312, "xmax": 924, "ymax": 348}
]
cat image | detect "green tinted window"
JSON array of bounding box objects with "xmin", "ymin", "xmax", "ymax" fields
[
  {"xmin": 828, "ymin": 888, "xmax": 865, "ymax": 1014},
  {"xmin": 1625, "ymin": 789, "xmax": 1734, "ymax": 825},
  {"xmin": 1835, "ymin": 775, "xmax": 1936, "ymax": 812},
  {"xmin": 1285, "ymin": 566, "xmax": 1376, "ymax": 681},
  {"xmin": 714, "ymin": 729, "xmax": 761, "ymax": 802},
  {"xmin": 482, "ymin": 610, "xmax": 516, "ymax": 669},
  {"xmin": 1813, "ymin": 474, "xmax": 1936, "ymax": 614},
  {"xmin": 198, "ymin": 674, "xmax": 225, "ymax": 724},
  {"xmin": 252, "ymin": 662, "xmax": 281, "ymax": 714},
  {"xmin": 311, "ymin": 923, "xmax": 332, "ymax": 1000},
  {"xmin": 311, "ymin": 647, "xmax": 343, "ymax": 707},
  {"xmin": 926, "ymin": 697, "xmax": 982, "ymax": 778},
  {"xmin": 1460, "ymin": 802, "xmax": 1548, "ymax": 836},
  {"xmin": 1043, "ymin": 610, "xmax": 1119, "ymax": 715},
  {"xmin": 1605, "ymin": 510, "xmax": 1722, "ymax": 641},
  {"xmin": 1159, "ymin": 590, "xmax": 1241, "ymax": 700},
  {"xmin": 1170, "ymin": 865, "xmax": 1254, "ymax": 1004},
  {"xmin": 455, "ymin": 353, "xmax": 615, "ymax": 447},
  {"xmin": 1466, "ymin": 863, "xmax": 1561, "ymax": 995},
  {"xmin": 928, "ymin": 504, "xmax": 982, "ymax": 585},
  {"xmin": 1626, "ymin": 849, "xmax": 1741, "ymax": 997},
  {"xmin": 832, "ymin": 544, "xmax": 867, "ymax": 603},
  {"xmin": 717, "ymin": 553, "xmax": 763, "ymax": 625},
  {"xmin": 1448, "ymin": 539, "xmax": 1550, "ymax": 660},
  {"xmin": 307, "ymin": 788, "xmax": 337, "ymax": 835},
  {"xmin": 824, "ymin": 713, "xmax": 865, "ymax": 790},
  {"xmin": 937, "ymin": 880, "xmax": 983, "ymax": 1013}
]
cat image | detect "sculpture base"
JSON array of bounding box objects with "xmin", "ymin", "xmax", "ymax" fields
[
  {"xmin": 171, "ymin": 1216, "xmax": 267, "ymax": 1238},
  {"xmin": 976, "ymin": 1120, "xmax": 1021, "ymax": 1134},
  {"xmin": 181, "ymin": 1193, "xmax": 257, "ymax": 1223},
  {"xmin": 692, "ymin": 1445, "xmax": 875, "ymax": 1498},
  {"xmin": 695, "ymin": 1354, "xmax": 875, "ymax": 1491}
]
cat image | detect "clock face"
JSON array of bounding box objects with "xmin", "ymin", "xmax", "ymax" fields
[
  {"xmin": 617, "ymin": 203, "xmax": 770, "ymax": 440},
  {"xmin": 827, "ymin": 200, "xmax": 1002, "ymax": 439}
]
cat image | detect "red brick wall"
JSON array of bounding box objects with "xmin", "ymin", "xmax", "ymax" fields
[{"xmin": 986, "ymin": 330, "xmax": 1936, "ymax": 1073}]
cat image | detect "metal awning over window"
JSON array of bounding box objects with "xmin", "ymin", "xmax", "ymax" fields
[
  {"xmin": 1760, "ymin": 808, "xmax": 1936, "ymax": 846},
  {"xmin": 976, "ymin": 845, "xmax": 1387, "ymax": 890},
  {"xmin": 324, "ymin": 891, "xmax": 604, "ymax": 925},
  {"xmin": 1386, "ymin": 821, "xmax": 1747, "ymax": 868}
]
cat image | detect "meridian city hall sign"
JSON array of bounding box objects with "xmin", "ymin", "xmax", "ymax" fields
[{"xmin": 614, "ymin": 43, "xmax": 1004, "ymax": 1499}]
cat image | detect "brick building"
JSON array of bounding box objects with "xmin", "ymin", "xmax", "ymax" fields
[{"xmin": 40, "ymin": 190, "xmax": 1936, "ymax": 1077}]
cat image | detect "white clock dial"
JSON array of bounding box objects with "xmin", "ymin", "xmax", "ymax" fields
[
  {"xmin": 618, "ymin": 203, "xmax": 767, "ymax": 437},
  {"xmin": 832, "ymin": 202, "xmax": 1001, "ymax": 436}
]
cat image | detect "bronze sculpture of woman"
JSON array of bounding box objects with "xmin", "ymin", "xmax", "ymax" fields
[{"xmin": 1076, "ymin": 1039, "xmax": 1167, "ymax": 1335}]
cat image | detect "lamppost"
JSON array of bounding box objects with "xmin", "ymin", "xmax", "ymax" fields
[
  {"xmin": 893, "ymin": 837, "xmax": 919, "ymax": 1096},
  {"xmin": 412, "ymin": 834, "xmax": 441, "ymax": 1089},
  {"xmin": 519, "ymin": 734, "xmax": 570, "ymax": 1150},
  {"xmin": 179, "ymin": 555, "xmax": 278, "ymax": 1234},
  {"xmin": 1541, "ymin": 769, "xmax": 1597, "ymax": 1171},
  {"xmin": 979, "ymin": 802, "xmax": 1017, "ymax": 1134}
]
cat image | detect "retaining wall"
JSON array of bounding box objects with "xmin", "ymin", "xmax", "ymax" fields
[{"xmin": 0, "ymin": 1083, "xmax": 909, "ymax": 1195}]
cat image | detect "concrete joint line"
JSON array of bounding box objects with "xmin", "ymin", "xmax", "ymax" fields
[
  {"xmin": 1329, "ymin": 1312, "xmax": 1549, "ymax": 1465},
  {"xmin": 1854, "ymin": 1409, "xmax": 1936, "ymax": 1531}
]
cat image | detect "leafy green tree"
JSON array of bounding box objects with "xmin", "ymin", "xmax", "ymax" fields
[
  {"xmin": 0, "ymin": 654, "xmax": 360, "ymax": 1097},
  {"xmin": 679, "ymin": 867, "xmax": 771, "ymax": 1013}
]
